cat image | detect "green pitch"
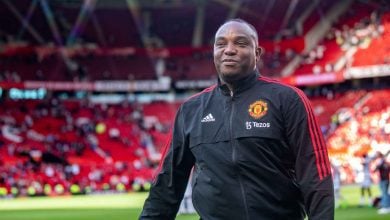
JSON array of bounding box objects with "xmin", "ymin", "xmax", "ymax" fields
[{"xmin": 0, "ymin": 185, "xmax": 388, "ymax": 220}]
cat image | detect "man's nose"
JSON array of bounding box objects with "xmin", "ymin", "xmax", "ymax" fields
[{"xmin": 224, "ymin": 43, "xmax": 237, "ymax": 55}]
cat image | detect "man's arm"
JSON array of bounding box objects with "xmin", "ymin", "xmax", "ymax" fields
[
  {"xmin": 139, "ymin": 106, "xmax": 195, "ymax": 220},
  {"xmin": 284, "ymin": 89, "xmax": 334, "ymax": 220}
]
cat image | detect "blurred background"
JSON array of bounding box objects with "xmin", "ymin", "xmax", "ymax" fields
[{"xmin": 0, "ymin": 0, "xmax": 389, "ymax": 219}]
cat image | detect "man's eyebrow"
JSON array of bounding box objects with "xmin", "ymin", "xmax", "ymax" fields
[
  {"xmin": 215, "ymin": 35, "xmax": 250, "ymax": 40},
  {"xmin": 214, "ymin": 37, "xmax": 226, "ymax": 42},
  {"xmin": 235, "ymin": 36, "xmax": 250, "ymax": 40}
]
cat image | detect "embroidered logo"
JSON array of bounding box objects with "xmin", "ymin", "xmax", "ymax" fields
[
  {"xmin": 201, "ymin": 113, "xmax": 215, "ymax": 122},
  {"xmin": 248, "ymin": 100, "xmax": 268, "ymax": 119}
]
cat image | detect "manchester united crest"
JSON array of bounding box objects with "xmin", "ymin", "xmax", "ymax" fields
[{"xmin": 248, "ymin": 100, "xmax": 268, "ymax": 119}]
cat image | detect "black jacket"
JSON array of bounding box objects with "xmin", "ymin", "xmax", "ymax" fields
[{"xmin": 140, "ymin": 72, "xmax": 334, "ymax": 220}]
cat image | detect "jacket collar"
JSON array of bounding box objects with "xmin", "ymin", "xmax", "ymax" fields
[{"xmin": 218, "ymin": 70, "xmax": 260, "ymax": 96}]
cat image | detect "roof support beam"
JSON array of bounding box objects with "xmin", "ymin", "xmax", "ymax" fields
[
  {"xmin": 39, "ymin": 0, "xmax": 64, "ymax": 45},
  {"xmin": 2, "ymin": 0, "xmax": 44, "ymax": 44},
  {"xmin": 278, "ymin": 0, "xmax": 298, "ymax": 36},
  {"xmin": 66, "ymin": 0, "xmax": 97, "ymax": 46},
  {"xmin": 192, "ymin": 0, "xmax": 206, "ymax": 47}
]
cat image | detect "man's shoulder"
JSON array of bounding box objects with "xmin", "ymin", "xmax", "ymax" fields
[
  {"xmin": 256, "ymin": 76, "xmax": 300, "ymax": 95},
  {"xmin": 183, "ymin": 84, "xmax": 218, "ymax": 105}
]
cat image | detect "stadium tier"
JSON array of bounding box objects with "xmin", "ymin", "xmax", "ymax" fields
[{"xmin": 0, "ymin": 0, "xmax": 389, "ymax": 200}]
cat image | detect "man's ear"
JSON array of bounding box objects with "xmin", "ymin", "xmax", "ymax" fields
[{"xmin": 255, "ymin": 46, "xmax": 264, "ymax": 63}]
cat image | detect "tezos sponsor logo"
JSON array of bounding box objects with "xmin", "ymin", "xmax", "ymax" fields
[{"xmin": 246, "ymin": 121, "xmax": 270, "ymax": 130}]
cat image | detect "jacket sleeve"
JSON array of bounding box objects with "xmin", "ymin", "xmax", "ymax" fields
[
  {"xmin": 139, "ymin": 106, "xmax": 195, "ymax": 220},
  {"xmin": 283, "ymin": 89, "xmax": 334, "ymax": 220}
]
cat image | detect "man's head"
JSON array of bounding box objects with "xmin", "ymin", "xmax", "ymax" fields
[{"xmin": 213, "ymin": 19, "xmax": 261, "ymax": 85}]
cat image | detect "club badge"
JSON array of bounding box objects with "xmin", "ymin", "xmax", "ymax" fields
[{"xmin": 248, "ymin": 99, "xmax": 268, "ymax": 119}]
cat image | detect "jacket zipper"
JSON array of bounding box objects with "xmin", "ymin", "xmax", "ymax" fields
[{"xmin": 229, "ymin": 92, "xmax": 249, "ymax": 220}]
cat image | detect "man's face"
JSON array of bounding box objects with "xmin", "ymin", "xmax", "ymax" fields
[{"xmin": 213, "ymin": 21, "xmax": 260, "ymax": 84}]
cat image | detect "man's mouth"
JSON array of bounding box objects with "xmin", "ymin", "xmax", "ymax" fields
[{"xmin": 222, "ymin": 59, "xmax": 238, "ymax": 65}]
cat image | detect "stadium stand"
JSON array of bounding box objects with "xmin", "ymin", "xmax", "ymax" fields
[
  {"xmin": 0, "ymin": 98, "xmax": 180, "ymax": 196},
  {"xmin": 0, "ymin": 0, "xmax": 389, "ymax": 198}
]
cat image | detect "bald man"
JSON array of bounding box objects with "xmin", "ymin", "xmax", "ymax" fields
[{"xmin": 139, "ymin": 19, "xmax": 334, "ymax": 220}]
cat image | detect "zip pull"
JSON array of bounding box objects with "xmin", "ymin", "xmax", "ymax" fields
[{"xmin": 230, "ymin": 90, "xmax": 233, "ymax": 97}]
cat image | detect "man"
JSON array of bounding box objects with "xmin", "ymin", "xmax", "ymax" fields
[
  {"xmin": 376, "ymin": 151, "xmax": 390, "ymax": 214},
  {"xmin": 140, "ymin": 19, "xmax": 334, "ymax": 220},
  {"xmin": 360, "ymin": 154, "xmax": 373, "ymax": 206},
  {"xmin": 331, "ymin": 160, "xmax": 344, "ymax": 209}
]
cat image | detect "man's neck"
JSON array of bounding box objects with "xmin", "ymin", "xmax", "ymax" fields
[
  {"xmin": 217, "ymin": 70, "xmax": 259, "ymax": 97},
  {"xmin": 219, "ymin": 70, "xmax": 258, "ymax": 92}
]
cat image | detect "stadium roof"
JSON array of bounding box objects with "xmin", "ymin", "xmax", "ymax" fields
[{"xmin": 1, "ymin": 0, "xmax": 346, "ymax": 47}]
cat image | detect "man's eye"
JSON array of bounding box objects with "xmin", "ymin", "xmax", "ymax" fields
[
  {"xmin": 237, "ymin": 41, "xmax": 248, "ymax": 46},
  {"xmin": 215, "ymin": 42, "xmax": 226, "ymax": 47}
]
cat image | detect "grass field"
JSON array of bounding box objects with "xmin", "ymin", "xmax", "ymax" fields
[{"xmin": 0, "ymin": 185, "xmax": 388, "ymax": 220}]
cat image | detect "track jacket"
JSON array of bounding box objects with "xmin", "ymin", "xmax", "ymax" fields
[{"xmin": 140, "ymin": 71, "xmax": 334, "ymax": 220}]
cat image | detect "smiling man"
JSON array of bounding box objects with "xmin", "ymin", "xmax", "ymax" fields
[
  {"xmin": 213, "ymin": 19, "xmax": 261, "ymax": 88},
  {"xmin": 139, "ymin": 19, "xmax": 334, "ymax": 220}
]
